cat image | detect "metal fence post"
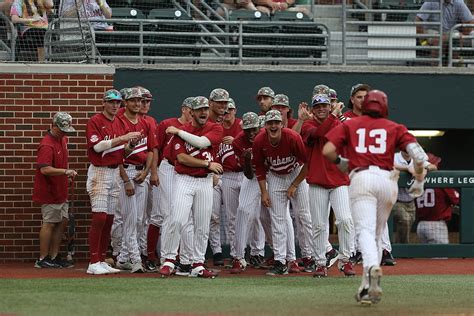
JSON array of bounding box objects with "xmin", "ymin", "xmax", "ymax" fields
[
  {"xmin": 342, "ymin": 0, "xmax": 347, "ymax": 65},
  {"xmin": 238, "ymin": 22, "xmax": 243, "ymax": 65}
]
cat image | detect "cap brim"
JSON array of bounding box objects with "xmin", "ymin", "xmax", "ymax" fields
[
  {"xmin": 104, "ymin": 98, "xmax": 122, "ymax": 101},
  {"xmin": 243, "ymin": 123, "xmax": 260, "ymax": 129},
  {"xmin": 192, "ymin": 105, "xmax": 209, "ymax": 110},
  {"xmin": 211, "ymin": 98, "xmax": 229, "ymax": 102},
  {"xmin": 60, "ymin": 126, "xmax": 76, "ymax": 133}
]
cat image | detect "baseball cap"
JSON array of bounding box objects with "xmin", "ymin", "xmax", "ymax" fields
[
  {"xmin": 272, "ymin": 94, "xmax": 289, "ymax": 107},
  {"xmin": 209, "ymin": 88, "xmax": 230, "ymax": 102},
  {"xmin": 264, "ymin": 109, "xmax": 282, "ymax": 123},
  {"xmin": 191, "ymin": 96, "xmax": 209, "ymax": 110},
  {"xmin": 312, "ymin": 84, "xmax": 330, "ymax": 97},
  {"xmin": 53, "ymin": 112, "xmax": 76, "ymax": 133},
  {"xmin": 103, "ymin": 89, "xmax": 122, "ymax": 101},
  {"xmin": 328, "ymin": 88, "xmax": 337, "ymax": 100},
  {"xmin": 348, "ymin": 83, "xmax": 370, "ymax": 109},
  {"xmin": 125, "ymin": 87, "xmax": 143, "ymax": 100},
  {"xmin": 227, "ymin": 98, "xmax": 236, "ymax": 109},
  {"xmin": 119, "ymin": 87, "xmax": 132, "ymax": 100},
  {"xmin": 182, "ymin": 97, "xmax": 194, "ymax": 108},
  {"xmin": 257, "ymin": 87, "xmax": 275, "ymax": 98},
  {"xmin": 139, "ymin": 87, "xmax": 153, "ymax": 100},
  {"xmin": 241, "ymin": 112, "xmax": 260, "ymax": 129},
  {"xmin": 312, "ymin": 94, "xmax": 330, "ymax": 106}
]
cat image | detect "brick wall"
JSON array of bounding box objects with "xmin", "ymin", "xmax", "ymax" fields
[{"xmin": 0, "ymin": 64, "xmax": 115, "ymax": 263}]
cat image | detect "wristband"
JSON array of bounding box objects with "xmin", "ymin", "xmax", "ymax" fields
[{"xmin": 334, "ymin": 156, "xmax": 341, "ymax": 164}]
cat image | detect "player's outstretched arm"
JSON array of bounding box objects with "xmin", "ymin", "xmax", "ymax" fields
[{"xmin": 166, "ymin": 126, "xmax": 211, "ymax": 149}]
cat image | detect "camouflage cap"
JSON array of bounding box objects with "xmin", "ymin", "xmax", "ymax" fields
[
  {"xmin": 241, "ymin": 112, "xmax": 260, "ymax": 129},
  {"xmin": 328, "ymin": 88, "xmax": 337, "ymax": 100},
  {"xmin": 258, "ymin": 115, "xmax": 266, "ymax": 128},
  {"xmin": 272, "ymin": 94, "xmax": 289, "ymax": 107},
  {"xmin": 53, "ymin": 112, "xmax": 75, "ymax": 133},
  {"xmin": 139, "ymin": 87, "xmax": 153, "ymax": 100},
  {"xmin": 182, "ymin": 96, "xmax": 194, "ymax": 108},
  {"xmin": 264, "ymin": 109, "xmax": 282, "ymax": 123},
  {"xmin": 119, "ymin": 87, "xmax": 132, "ymax": 100},
  {"xmin": 209, "ymin": 88, "xmax": 230, "ymax": 102},
  {"xmin": 312, "ymin": 94, "xmax": 331, "ymax": 106},
  {"xmin": 312, "ymin": 84, "xmax": 330, "ymax": 97},
  {"xmin": 125, "ymin": 87, "xmax": 143, "ymax": 100},
  {"xmin": 103, "ymin": 89, "xmax": 122, "ymax": 101},
  {"xmin": 191, "ymin": 96, "xmax": 209, "ymax": 110},
  {"xmin": 227, "ymin": 98, "xmax": 236, "ymax": 109},
  {"xmin": 257, "ymin": 87, "xmax": 275, "ymax": 98}
]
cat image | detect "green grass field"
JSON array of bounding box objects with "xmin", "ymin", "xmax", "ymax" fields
[{"xmin": 1, "ymin": 275, "xmax": 473, "ymax": 315}]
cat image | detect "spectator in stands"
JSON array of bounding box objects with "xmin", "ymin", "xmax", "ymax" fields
[
  {"xmin": 218, "ymin": 0, "xmax": 258, "ymax": 17},
  {"xmin": 254, "ymin": 0, "xmax": 310, "ymax": 17},
  {"xmin": 392, "ymin": 150, "xmax": 437, "ymax": 243},
  {"xmin": 0, "ymin": 0, "xmax": 13, "ymax": 16},
  {"xmin": 33, "ymin": 113, "xmax": 77, "ymax": 268},
  {"xmin": 10, "ymin": 0, "xmax": 54, "ymax": 61},
  {"xmin": 59, "ymin": 0, "xmax": 112, "ymax": 31},
  {"xmin": 415, "ymin": 154, "xmax": 459, "ymax": 244},
  {"xmin": 415, "ymin": 0, "xmax": 473, "ymax": 63}
]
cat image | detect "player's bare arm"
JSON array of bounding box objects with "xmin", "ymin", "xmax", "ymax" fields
[
  {"xmin": 149, "ymin": 148, "xmax": 159, "ymax": 187},
  {"xmin": 292, "ymin": 102, "xmax": 312, "ymax": 134},
  {"xmin": 286, "ymin": 164, "xmax": 308, "ymax": 199},
  {"xmin": 119, "ymin": 164, "xmax": 135, "ymax": 196},
  {"xmin": 222, "ymin": 136, "xmax": 234, "ymax": 144},
  {"xmin": 40, "ymin": 166, "xmax": 78, "ymax": 179},
  {"xmin": 124, "ymin": 133, "xmax": 144, "ymax": 155},
  {"xmin": 176, "ymin": 153, "xmax": 223, "ymax": 174},
  {"xmin": 134, "ymin": 151, "xmax": 153, "ymax": 184},
  {"xmin": 258, "ymin": 179, "xmax": 271, "ymax": 208}
]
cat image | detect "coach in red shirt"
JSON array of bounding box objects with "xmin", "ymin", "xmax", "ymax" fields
[{"xmin": 32, "ymin": 112, "xmax": 77, "ymax": 269}]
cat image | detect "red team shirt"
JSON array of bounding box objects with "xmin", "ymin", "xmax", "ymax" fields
[
  {"xmin": 172, "ymin": 121, "xmax": 224, "ymax": 177},
  {"xmin": 156, "ymin": 117, "xmax": 186, "ymax": 163},
  {"xmin": 325, "ymin": 116, "xmax": 416, "ymax": 171},
  {"xmin": 416, "ymin": 188, "xmax": 459, "ymax": 222},
  {"xmin": 232, "ymin": 130, "xmax": 255, "ymax": 169},
  {"xmin": 302, "ymin": 115, "xmax": 349, "ymax": 188},
  {"xmin": 32, "ymin": 133, "xmax": 69, "ymax": 204},
  {"xmin": 252, "ymin": 128, "xmax": 307, "ymax": 181},
  {"xmin": 217, "ymin": 118, "xmax": 242, "ymax": 172},
  {"xmin": 342, "ymin": 110, "xmax": 358, "ymax": 119},
  {"xmin": 86, "ymin": 113, "xmax": 128, "ymax": 166},
  {"xmin": 118, "ymin": 113, "xmax": 157, "ymax": 165}
]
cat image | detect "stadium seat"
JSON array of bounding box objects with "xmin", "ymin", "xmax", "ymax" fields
[
  {"xmin": 144, "ymin": 8, "xmax": 200, "ymax": 60},
  {"xmin": 373, "ymin": 0, "xmax": 421, "ymax": 22},
  {"xmin": 228, "ymin": 10, "xmax": 277, "ymax": 61},
  {"xmin": 272, "ymin": 11, "xmax": 325, "ymax": 61}
]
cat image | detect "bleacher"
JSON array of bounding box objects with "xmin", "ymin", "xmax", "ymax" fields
[{"xmin": 2, "ymin": 0, "xmax": 473, "ymax": 67}]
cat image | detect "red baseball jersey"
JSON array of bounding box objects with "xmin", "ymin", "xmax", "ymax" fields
[
  {"xmin": 32, "ymin": 132, "xmax": 69, "ymax": 204},
  {"xmin": 416, "ymin": 188, "xmax": 459, "ymax": 221},
  {"xmin": 253, "ymin": 128, "xmax": 307, "ymax": 181},
  {"xmin": 218, "ymin": 118, "xmax": 242, "ymax": 172},
  {"xmin": 302, "ymin": 115, "xmax": 349, "ymax": 188},
  {"xmin": 233, "ymin": 130, "xmax": 253, "ymax": 168},
  {"xmin": 86, "ymin": 113, "xmax": 128, "ymax": 166},
  {"xmin": 118, "ymin": 112, "xmax": 156, "ymax": 165},
  {"xmin": 326, "ymin": 116, "xmax": 416, "ymax": 171},
  {"xmin": 156, "ymin": 117, "xmax": 186, "ymax": 162},
  {"xmin": 172, "ymin": 121, "xmax": 224, "ymax": 177},
  {"xmin": 287, "ymin": 117, "xmax": 298, "ymax": 129},
  {"xmin": 342, "ymin": 110, "xmax": 358, "ymax": 119}
]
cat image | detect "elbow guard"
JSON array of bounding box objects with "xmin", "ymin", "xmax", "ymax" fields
[{"xmin": 406, "ymin": 142, "xmax": 428, "ymax": 165}]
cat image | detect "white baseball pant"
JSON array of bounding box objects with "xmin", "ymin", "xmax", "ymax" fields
[
  {"xmin": 209, "ymin": 178, "xmax": 223, "ymax": 255},
  {"xmin": 86, "ymin": 165, "xmax": 121, "ymax": 214},
  {"xmin": 221, "ymin": 171, "xmax": 243, "ymax": 258},
  {"xmin": 309, "ymin": 185, "xmax": 354, "ymax": 266},
  {"xmin": 417, "ymin": 220, "xmax": 449, "ymax": 244},
  {"xmin": 161, "ymin": 173, "xmax": 213, "ymax": 264}
]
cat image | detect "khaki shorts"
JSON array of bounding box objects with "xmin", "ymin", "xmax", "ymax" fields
[{"xmin": 41, "ymin": 203, "xmax": 69, "ymax": 223}]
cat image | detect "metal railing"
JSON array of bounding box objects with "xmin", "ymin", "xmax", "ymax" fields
[{"xmin": 448, "ymin": 24, "xmax": 474, "ymax": 67}]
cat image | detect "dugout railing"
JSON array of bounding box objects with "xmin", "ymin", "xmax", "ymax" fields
[{"xmin": 392, "ymin": 171, "xmax": 474, "ymax": 258}]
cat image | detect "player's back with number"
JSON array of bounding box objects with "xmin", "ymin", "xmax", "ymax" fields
[{"xmin": 340, "ymin": 116, "xmax": 415, "ymax": 170}]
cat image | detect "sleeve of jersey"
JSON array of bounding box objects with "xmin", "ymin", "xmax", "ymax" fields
[
  {"xmin": 396, "ymin": 124, "xmax": 417, "ymax": 150},
  {"xmin": 311, "ymin": 115, "xmax": 338, "ymax": 139},
  {"xmin": 146, "ymin": 120, "xmax": 157, "ymax": 151},
  {"xmin": 233, "ymin": 140, "xmax": 243, "ymax": 166},
  {"xmin": 445, "ymin": 189, "xmax": 460, "ymax": 205},
  {"xmin": 86, "ymin": 118, "xmax": 101, "ymax": 149},
  {"xmin": 155, "ymin": 122, "xmax": 166, "ymax": 151},
  {"xmin": 172, "ymin": 137, "xmax": 186, "ymax": 156},
  {"xmin": 36, "ymin": 145, "xmax": 54, "ymax": 168},
  {"xmin": 252, "ymin": 138, "xmax": 266, "ymax": 181},
  {"xmin": 325, "ymin": 123, "xmax": 346, "ymax": 148},
  {"xmin": 205, "ymin": 124, "xmax": 224, "ymax": 146}
]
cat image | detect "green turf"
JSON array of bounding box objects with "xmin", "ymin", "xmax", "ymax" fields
[{"xmin": 0, "ymin": 275, "xmax": 473, "ymax": 315}]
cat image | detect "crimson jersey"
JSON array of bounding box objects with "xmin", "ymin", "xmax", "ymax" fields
[
  {"xmin": 302, "ymin": 115, "xmax": 349, "ymax": 188},
  {"xmin": 32, "ymin": 132, "xmax": 69, "ymax": 204},
  {"xmin": 118, "ymin": 112, "xmax": 156, "ymax": 165},
  {"xmin": 253, "ymin": 128, "xmax": 307, "ymax": 181},
  {"xmin": 172, "ymin": 121, "xmax": 224, "ymax": 177},
  {"xmin": 325, "ymin": 115, "xmax": 416, "ymax": 171},
  {"xmin": 86, "ymin": 113, "xmax": 128, "ymax": 166},
  {"xmin": 287, "ymin": 117, "xmax": 298, "ymax": 129},
  {"xmin": 217, "ymin": 118, "xmax": 242, "ymax": 172},
  {"xmin": 156, "ymin": 117, "xmax": 186, "ymax": 162},
  {"xmin": 416, "ymin": 188, "xmax": 459, "ymax": 221},
  {"xmin": 342, "ymin": 110, "xmax": 358, "ymax": 119},
  {"xmin": 233, "ymin": 130, "xmax": 254, "ymax": 169}
]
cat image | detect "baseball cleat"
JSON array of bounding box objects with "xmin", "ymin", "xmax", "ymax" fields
[
  {"xmin": 288, "ymin": 260, "xmax": 301, "ymax": 273},
  {"xmin": 355, "ymin": 287, "xmax": 372, "ymax": 306},
  {"xmin": 368, "ymin": 266, "xmax": 383, "ymax": 304},
  {"xmin": 266, "ymin": 261, "xmax": 289, "ymax": 276},
  {"xmin": 380, "ymin": 249, "xmax": 396, "ymax": 266},
  {"xmin": 100, "ymin": 262, "xmax": 121, "ymax": 274},
  {"xmin": 87, "ymin": 262, "xmax": 109, "ymax": 275},
  {"xmin": 175, "ymin": 263, "xmax": 192, "ymax": 276},
  {"xmin": 230, "ymin": 258, "xmax": 246, "ymax": 274},
  {"xmin": 339, "ymin": 261, "xmax": 356, "ymax": 277},
  {"xmin": 116, "ymin": 261, "xmax": 133, "ymax": 271},
  {"xmin": 325, "ymin": 248, "xmax": 339, "ymax": 268},
  {"xmin": 189, "ymin": 263, "xmax": 217, "ymax": 279},
  {"xmin": 144, "ymin": 259, "xmax": 158, "ymax": 272},
  {"xmin": 131, "ymin": 261, "xmax": 144, "ymax": 273},
  {"xmin": 301, "ymin": 257, "xmax": 316, "ymax": 273},
  {"xmin": 159, "ymin": 260, "xmax": 176, "ymax": 277},
  {"xmin": 213, "ymin": 253, "xmax": 225, "ymax": 266},
  {"xmin": 313, "ymin": 265, "xmax": 328, "ymax": 278}
]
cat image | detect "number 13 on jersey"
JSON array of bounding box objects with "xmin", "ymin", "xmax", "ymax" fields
[{"xmin": 355, "ymin": 128, "xmax": 387, "ymax": 154}]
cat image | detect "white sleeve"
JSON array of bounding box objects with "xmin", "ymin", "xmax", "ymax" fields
[
  {"xmin": 93, "ymin": 140, "xmax": 113, "ymax": 153},
  {"xmin": 177, "ymin": 130, "xmax": 211, "ymax": 149}
]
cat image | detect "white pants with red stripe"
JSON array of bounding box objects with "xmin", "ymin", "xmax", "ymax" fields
[{"xmin": 161, "ymin": 173, "xmax": 213, "ymax": 264}]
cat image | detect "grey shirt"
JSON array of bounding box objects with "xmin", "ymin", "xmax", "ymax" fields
[{"xmin": 417, "ymin": 0, "xmax": 473, "ymax": 32}]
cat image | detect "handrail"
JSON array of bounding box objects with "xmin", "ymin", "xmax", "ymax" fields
[{"xmin": 448, "ymin": 24, "xmax": 474, "ymax": 67}]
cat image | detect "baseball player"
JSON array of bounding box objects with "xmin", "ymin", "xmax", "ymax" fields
[
  {"xmin": 271, "ymin": 94, "xmax": 298, "ymax": 129},
  {"xmin": 253, "ymin": 110, "xmax": 313, "ymax": 276},
  {"xmin": 415, "ymin": 154, "xmax": 459, "ymax": 244},
  {"xmin": 145, "ymin": 97, "xmax": 194, "ymax": 272},
  {"xmin": 302, "ymin": 93, "xmax": 355, "ymax": 277},
  {"xmin": 210, "ymin": 97, "xmax": 242, "ymax": 266},
  {"xmin": 85, "ymin": 89, "xmax": 142, "ymax": 275},
  {"xmin": 323, "ymin": 89, "xmax": 428, "ymax": 305},
  {"xmin": 159, "ymin": 96, "xmax": 224, "ymax": 278},
  {"xmin": 115, "ymin": 87, "xmax": 156, "ymax": 273}
]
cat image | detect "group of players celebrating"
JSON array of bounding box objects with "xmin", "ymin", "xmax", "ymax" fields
[{"xmin": 84, "ymin": 83, "xmax": 428, "ymax": 305}]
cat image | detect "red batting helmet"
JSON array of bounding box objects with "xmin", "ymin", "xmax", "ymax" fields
[{"xmin": 362, "ymin": 90, "xmax": 388, "ymax": 118}]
